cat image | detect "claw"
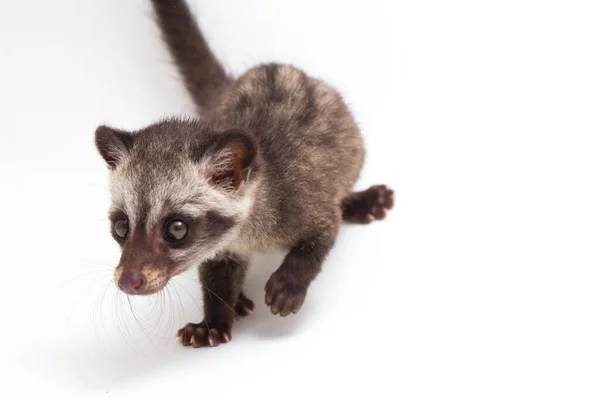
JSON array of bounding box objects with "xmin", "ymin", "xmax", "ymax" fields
[{"xmin": 221, "ymin": 332, "xmax": 231, "ymax": 343}]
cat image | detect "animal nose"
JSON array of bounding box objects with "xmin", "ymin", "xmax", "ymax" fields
[{"xmin": 118, "ymin": 272, "xmax": 147, "ymax": 294}]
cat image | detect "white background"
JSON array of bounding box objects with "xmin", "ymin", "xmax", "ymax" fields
[{"xmin": 0, "ymin": 0, "xmax": 599, "ymax": 398}]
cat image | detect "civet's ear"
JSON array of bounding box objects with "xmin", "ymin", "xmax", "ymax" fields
[
  {"xmin": 199, "ymin": 130, "xmax": 257, "ymax": 190},
  {"xmin": 95, "ymin": 125, "xmax": 135, "ymax": 169}
]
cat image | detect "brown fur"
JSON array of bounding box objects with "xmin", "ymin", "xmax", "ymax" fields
[
  {"xmin": 150, "ymin": 0, "xmax": 231, "ymax": 111},
  {"xmin": 96, "ymin": 0, "xmax": 394, "ymax": 347}
]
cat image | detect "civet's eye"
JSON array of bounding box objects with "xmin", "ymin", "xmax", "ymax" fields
[
  {"xmin": 114, "ymin": 219, "xmax": 129, "ymax": 239},
  {"xmin": 164, "ymin": 219, "xmax": 188, "ymax": 243}
]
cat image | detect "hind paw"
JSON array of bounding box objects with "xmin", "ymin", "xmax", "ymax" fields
[
  {"xmin": 342, "ymin": 184, "xmax": 395, "ymax": 223},
  {"xmin": 235, "ymin": 292, "xmax": 254, "ymax": 318}
]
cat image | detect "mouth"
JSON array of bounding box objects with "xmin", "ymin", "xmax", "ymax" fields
[
  {"xmin": 115, "ymin": 269, "xmax": 170, "ymax": 296},
  {"xmin": 117, "ymin": 285, "xmax": 166, "ymax": 296}
]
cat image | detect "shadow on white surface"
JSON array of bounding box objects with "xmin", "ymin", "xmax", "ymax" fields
[{"xmin": 25, "ymin": 252, "xmax": 317, "ymax": 392}]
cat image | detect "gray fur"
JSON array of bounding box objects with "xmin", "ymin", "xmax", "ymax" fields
[{"xmin": 96, "ymin": 0, "xmax": 392, "ymax": 330}]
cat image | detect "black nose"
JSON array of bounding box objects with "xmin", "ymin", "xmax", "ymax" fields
[{"xmin": 118, "ymin": 272, "xmax": 147, "ymax": 294}]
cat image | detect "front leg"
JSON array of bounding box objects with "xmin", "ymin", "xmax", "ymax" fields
[
  {"xmin": 177, "ymin": 253, "xmax": 251, "ymax": 348},
  {"xmin": 265, "ymin": 229, "xmax": 337, "ymax": 316}
]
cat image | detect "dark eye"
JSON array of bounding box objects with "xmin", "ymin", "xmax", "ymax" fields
[
  {"xmin": 164, "ymin": 219, "xmax": 188, "ymax": 243},
  {"xmin": 114, "ymin": 219, "xmax": 129, "ymax": 239}
]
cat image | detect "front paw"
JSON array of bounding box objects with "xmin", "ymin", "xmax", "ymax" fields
[
  {"xmin": 177, "ymin": 322, "xmax": 231, "ymax": 348},
  {"xmin": 265, "ymin": 270, "xmax": 308, "ymax": 317}
]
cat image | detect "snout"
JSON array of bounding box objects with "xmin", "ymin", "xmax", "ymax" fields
[
  {"xmin": 115, "ymin": 266, "xmax": 170, "ymax": 295},
  {"xmin": 118, "ymin": 272, "xmax": 147, "ymax": 295}
]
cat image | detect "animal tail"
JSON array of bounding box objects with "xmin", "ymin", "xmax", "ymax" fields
[{"xmin": 150, "ymin": 0, "xmax": 231, "ymax": 111}]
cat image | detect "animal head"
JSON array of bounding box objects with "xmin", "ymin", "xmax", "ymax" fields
[{"xmin": 95, "ymin": 118, "xmax": 259, "ymax": 295}]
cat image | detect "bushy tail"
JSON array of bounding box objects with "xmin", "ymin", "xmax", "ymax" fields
[{"xmin": 150, "ymin": 0, "xmax": 231, "ymax": 111}]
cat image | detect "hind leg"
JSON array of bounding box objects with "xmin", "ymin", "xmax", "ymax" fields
[{"xmin": 342, "ymin": 185, "xmax": 394, "ymax": 223}]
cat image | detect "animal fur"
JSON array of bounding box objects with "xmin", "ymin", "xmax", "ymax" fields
[{"xmin": 95, "ymin": 0, "xmax": 394, "ymax": 348}]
